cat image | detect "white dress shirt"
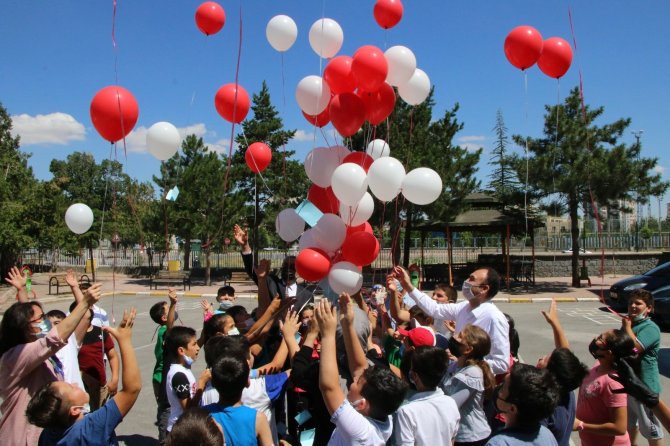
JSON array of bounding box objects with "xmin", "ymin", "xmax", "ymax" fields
[
  {"xmin": 394, "ymin": 388, "xmax": 460, "ymax": 446},
  {"xmin": 407, "ymin": 288, "xmax": 511, "ymax": 375}
]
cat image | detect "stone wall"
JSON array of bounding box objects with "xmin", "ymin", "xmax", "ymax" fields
[{"xmin": 532, "ymin": 253, "xmax": 662, "ymax": 277}]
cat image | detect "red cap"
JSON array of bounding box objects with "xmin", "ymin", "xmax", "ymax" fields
[{"xmin": 396, "ymin": 326, "xmax": 436, "ymax": 347}]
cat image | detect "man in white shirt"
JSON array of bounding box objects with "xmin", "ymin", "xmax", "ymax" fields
[{"xmin": 394, "ymin": 266, "xmax": 511, "ymax": 376}]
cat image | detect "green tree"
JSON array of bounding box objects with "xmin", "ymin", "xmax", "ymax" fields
[
  {"xmin": 0, "ymin": 102, "xmax": 39, "ymax": 277},
  {"xmin": 488, "ymin": 109, "xmax": 523, "ymax": 204},
  {"xmin": 511, "ymin": 87, "xmax": 669, "ymax": 286},
  {"xmin": 232, "ymin": 81, "xmax": 310, "ymax": 261}
]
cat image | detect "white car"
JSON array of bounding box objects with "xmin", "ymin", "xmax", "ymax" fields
[{"xmin": 561, "ymin": 248, "xmax": 592, "ymax": 254}]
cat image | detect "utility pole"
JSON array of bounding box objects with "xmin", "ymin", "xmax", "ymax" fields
[{"xmin": 631, "ymin": 130, "xmax": 644, "ymax": 251}]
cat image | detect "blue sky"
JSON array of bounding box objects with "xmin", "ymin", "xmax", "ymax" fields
[{"xmin": 2, "ymin": 1, "xmax": 669, "ymax": 218}]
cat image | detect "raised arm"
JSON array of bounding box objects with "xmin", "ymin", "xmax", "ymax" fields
[
  {"xmin": 254, "ymin": 259, "xmax": 272, "ymax": 316},
  {"xmin": 279, "ymin": 311, "xmax": 301, "ymax": 364},
  {"xmin": 316, "ymin": 299, "xmax": 345, "ymax": 415},
  {"xmin": 541, "ymin": 298, "xmax": 569, "ymax": 349},
  {"xmin": 234, "ymin": 225, "xmax": 257, "ymax": 283},
  {"xmin": 5, "ymin": 266, "xmax": 29, "ymax": 303},
  {"xmin": 105, "ymin": 308, "xmax": 142, "ymax": 417},
  {"xmin": 166, "ymin": 288, "xmax": 177, "ymax": 330},
  {"xmin": 58, "ymin": 283, "xmax": 102, "ymax": 341},
  {"xmin": 394, "ymin": 266, "xmax": 457, "ymax": 320},
  {"xmin": 339, "ymin": 293, "xmax": 368, "ymax": 383},
  {"xmin": 65, "ymin": 269, "xmax": 85, "ymax": 304},
  {"xmin": 387, "ymin": 274, "xmax": 411, "ymax": 323}
]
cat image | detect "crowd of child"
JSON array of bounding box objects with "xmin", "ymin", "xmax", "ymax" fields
[{"xmin": 0, "ymin": 228, "xmax": 667, "ymax": 446}]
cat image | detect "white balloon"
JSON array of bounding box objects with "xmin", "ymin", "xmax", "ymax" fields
[
  {"xmin": 266, "ymin": 15, "xmax": 298, "ymax": 52},
  {"xmin": 402, "ymin": 167, "xmax": 443, "ymax": 205},
  {"xmin": 331, "ymin": 163, "xmax": 368, "ymax": 206},
  {"xmin": 339, "ymin": 192, "xmax": 374, "ymax": 227},
  {"xmin": 65, "ymin": 203, "xmax": 94, "ymax": 234},
  {"xmin": 328, "ymin": 261, "xmax": 363, "ymax": 295},
  {"xmin": 147, "ymin": 122, "xmax": 181, "ymax": 161},
  {"xmin": 312, "ymin": 214, "xmax": 347, "ymax": 252},
  {"xmin": 295, "ymin": 75, "xmax": 331, "ymax": 116},
  {"xmin": 368, "ymin": 157, "xmax": 406, "ymax": 202},
  {"xmin": 398, "ymin": 68, "xmax": 431, "ymax": 105},
  {"xmin": 304, "ymin": 147, "xmax": 342, "ymax": 188},
  {"xmin": 308, "ymin": 18, "xmax": 344, "ymax": 59},
  {"xmin": 298, "ymin": 228, "xmax": 317, "ymax": 251},
  {"xmin": 334, "ymin": 145, "xmax": 351, "ymax": 162},
  {"xmin": 275, "ymin": 209, "xmax": 305, "ymax": 242},
  {"xmin": 384, "ymin": 46, "xmax": 417, "ymax": 87},
  {"xmin": 366, "ymin": 139, "xmax": 390, "ymax": 160}
]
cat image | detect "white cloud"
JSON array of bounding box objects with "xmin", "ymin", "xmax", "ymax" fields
[
  {"xmin": 653, "ymin": 165, "xmax": 666, "ymax": 175},
  {"xmin": 460, "ymin": 143, "xmax": 485, "ymax": 153},
  {"xmin": 294, "ymin": 129, "xmax": 316, "ymax": 142},
  {"xmin": 207, "ymin": 139, "xmax": 238, "ymax": 154},
  {"xmin": 457, "ymin": 135, "xmax": 486, "ymax": 152},
  {"xmin": 125, "ymin": 123, "xmax": 212, "ymax": 154},
  {"xmin": 11, "ymin": 112, "xmax": 86, "ymax": 145},
  {"xmin": 458, "ymin": 135, "xmax": 486, "ymax": 143}
]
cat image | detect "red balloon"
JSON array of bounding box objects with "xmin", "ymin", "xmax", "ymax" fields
[
  {"xmin": 537, "ymin": 37, "xmax": 573, "ymax": 79},
  {"xmin": 307, "ymin": 185, "xmax": 339, "ymax": 214},
  {"xmin": 373, "ymin": 0, "xmax": 404, "ymax": 29},
  {"xmin": 352, "ymin": 45, "xmax": 388, "ymax": 92},
  {"xmin": 329, "ymin": 93, "xmax": 366, "ymax": 137},
  {"xmin": 342, "ymin": 151, "xmax": 374, "ymax": 172},
  {"xmin": 504, "ymin": 25, "xmax": 544, "ymax": 70},
  {"xmin": 357, "ymin": 83, "xmax": 396, "ymax": 125},
  {"xmin": 341, "ymin": 232, "xmax": 380, "ymax": 266},
  {"xmin": 324, "ymin": 56, "xmax": 357, "ymax": 94},
  {"xmin": 346, "ymin": 221, "xmax": 374, "ymax": 237},
  {"xmin": 245, "ymin": 142, "xmax": 272, "ymax": 173},
  {"xmin": 215, "ymin": 84, "xmax": 250, "ymax": 124},
  {"xmin": 195, "ymin": 2, "xmax": 226, "ymax": 36},
  {"xmin": 90, "ymin": 86, "xmax": 139, "ymax": 143},
  {"xmin": 302, "ymin": 108, "xmax": 331, "ymax": 128},
  {"xmin": 296, "ymin": 248, "xmax": 332, "ymax": 282}
]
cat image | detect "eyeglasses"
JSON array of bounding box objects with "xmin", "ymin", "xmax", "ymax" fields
[{"xmin": 30, "ymin": 313, "xmax": 45, "ymax": 324}]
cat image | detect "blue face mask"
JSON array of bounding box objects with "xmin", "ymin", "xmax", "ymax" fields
[
  {"xmin": 219, "ymin": 300, "xmax": 234, "ymax": 311},
  {"xmin": 32, "ymin": 319, "xmax": 52, "ymax": 338},
  {"xmin": 182, "ymin": 354, "xmax": 194, "ymax": 367},
  {"xmin": 632, "ymin": 313, "xmax": 648, "ymax": 323}
]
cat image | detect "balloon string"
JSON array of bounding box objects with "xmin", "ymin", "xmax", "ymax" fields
[
  {"xmin": 111, "ymin": 0, "xmax": 117, "ymax": 49},
  {"xmin": 523, "ymin": 69, "xmax": 530, "ymax": 269}
]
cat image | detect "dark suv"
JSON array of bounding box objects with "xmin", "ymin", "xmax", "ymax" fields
[{"xmin": 606, "ymin": 261, "xmax": 670, "ymax": 311}]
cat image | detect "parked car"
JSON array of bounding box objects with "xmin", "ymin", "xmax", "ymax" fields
[
  {"xmin": 606, "ymin": 261, "xmax": 670, "ymax": 311},
  {"xmin": 562, "ymin": 248, "xmax": 593, "ymax": 254},
  {"xmin": 651, "ymin": 285, "xmax": 670, "ymax": 325}
]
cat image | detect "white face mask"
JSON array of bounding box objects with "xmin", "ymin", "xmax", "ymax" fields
[
  {"xmin": 349, "ymin": 398, "xmax": 366, "ymax": 411},
  {"xmin": 227, "ymin": 327, "xmax": 240, "ymax": 336},
  {"xmin": 461, "ymin": 281, "xmax": 478, "ymax": 301}
]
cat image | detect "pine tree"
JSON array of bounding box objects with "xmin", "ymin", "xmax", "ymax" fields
[{"xmin": 488, "ymin": 110, "xmax": 522, "ymax": 203}]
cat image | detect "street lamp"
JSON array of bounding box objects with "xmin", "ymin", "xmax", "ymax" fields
[{"xmin": 631, "ymin": 130, "xmax": 644, "ymax": 251}]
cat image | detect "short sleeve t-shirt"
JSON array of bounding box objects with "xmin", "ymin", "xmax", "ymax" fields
[
  {"xmin": 166, "ymin": 364, "xmax": 196, "ymax": 431},
  {"xmin": 541, "ymin": 391, "xmax": 576, "ymax": 446},
  {"xmin": 485, "ymin": 425, "xmax": 558, "ymax": 446},
  {"xmin": 632, "ymin": 317, "xmax": 661, "ymax": 393},
  {"xmin": 328, "ymin": 400, "xmax": 392, "ymax": 446},
  {"xmin": 153, "ymin": 325, "xmax": 168, "ymax": 383},
  {"xmin": 38, "ymin": 398, "xmax": 123, "ymax": 446},
  {"xmin": 79, "ymin": 326, "xmax": 115, "ymax": 385},
  {"xmin": 576, "ymin": 363, "xmax": 629, "ymax": 446}
]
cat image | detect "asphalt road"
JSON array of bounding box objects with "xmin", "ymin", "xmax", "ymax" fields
[{"xmin": 35, "ymin": 294, "xmax": 670, "ymax": 446}]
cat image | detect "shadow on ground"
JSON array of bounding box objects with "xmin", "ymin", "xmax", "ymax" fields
[
  {"xmin": 505, "ymin": 281, "xmax": 574, "ymax": 295},
  {"xmin": 117, "ymin": 434, "xmax": 157, "ymax": 446}
]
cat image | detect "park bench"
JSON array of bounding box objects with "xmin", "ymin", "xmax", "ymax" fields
[
  {"xmin": 48, "ymin": 274, "xmax": 91, "ymax": 295},
  {"xmin": 150, "ymin": 270, "xmax": 191, "ymax": 291}
]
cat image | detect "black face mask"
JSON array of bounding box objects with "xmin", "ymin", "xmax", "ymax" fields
[
  {"xmin": 447, "ymin": 337, "xmax": 465, "ymax": 357},
  {"xmin": 589, "ymin": 338, "xmax": 605, "ymax": 359},
  {"xmin": 492, "ymin": 384, "xmax": 507, "ymax": 414},
  {"xmin": 280, "ymin": 268, "xmax": 296, "ymax": 282}
]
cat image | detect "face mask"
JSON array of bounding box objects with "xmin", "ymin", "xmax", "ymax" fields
[
  {"xmin": 588, "ymin": 338, "xmax": 605, "ymax": 359},
  {"xmin": 461, "ymin": 282, "xmax": 477, "ymax": 301},
  {"xmin": 301, "ymin": 319, "xmax": 310, "ymax": 329},
  {"xmin": 218, "ymin": 300, "xmax": 234, "ymax": 311},
  {"xmin": 32, "ymin": 319, "xmax": 52, "ymax": 338},
  {"xmin": 244, "ymin": 318, "xmax": 255, "ymax": 329},
  {"xmin": 72, "ymin": 404, "xmax": 91, "ymax": 415},
  {"xmin": 447, "ymin": 337, "xmax": 465, "ymax": 357},
  {"xmin": 632, "ymin": 313, "xmax": 648, "ymax": 323},
  {"xmin": 182, "ymin": 353, "xmax": 194, "ymax": 367},
  {"xmin": 349, "ymin": 398, "xmax": 366, "ymax": 410},
  {"xmin": 227, "ymin": 327, "xmax": 240, "ymax": 336},
  {"xmin": 492, "ymin": 385, "xmax": 508, "ymax": 414},
  {"xmin": 280, "ymin": 268, "xmax": 296, "ymax": 282}
]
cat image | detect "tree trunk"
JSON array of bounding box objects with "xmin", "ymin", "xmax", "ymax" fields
[
  {"xmin": 183, "ymin": 237, "xmax": 191, "ymax": 271},
  {"xmin": 569, "ymin": 193, "xmax": 580, "ymax": 287},
  {"xmin": 88, "ymin": 244, "xmax": 96, "ymax": 282},
  {"xmin": 402, "ymin": 208, "xmax": 413, "ymax": 268},
  {"xmin": 253, "ymin": 180, "xmax": 260, "ymax": 268},
  {"xmin": 205, "ymin": 247, "xmax": 211, "ymax": 286},
  {"xmin": 390, "ymin": 211, "xmax": 401, "ymax": 266}
]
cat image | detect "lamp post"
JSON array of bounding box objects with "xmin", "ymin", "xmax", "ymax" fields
[{"xmin": 631, "ymin": 130, "xmax": 644, "ymax": 251}]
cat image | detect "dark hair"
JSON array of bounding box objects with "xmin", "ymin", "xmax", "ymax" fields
[
  {"xmin": 546, "ymin": 348, "xmax": 589, "ymax": 399},
  {"xmin": 165, "ymin": 407, "xmax": 223, "ymax": 446},
  {"xmin": 482, "ymin": 267, "xmax": 500, "ymax": 298},
  {"xmin": 26, "ymin": 383, "xmax": 71, "ymax": 430},
  {"xmin": 68, "ymin": 301, "xmax": 94, "ymax": 323},
  {"xmin": 506, "ymin": 363, "xmax": 560, "ymax": 427},
  {"xmin": 504, "ymin": 313, "xmax": 520, "ymax": 359},
  {"xmin": 150, "ymin": 301, "xmax": 168, "ymax": 325},
  {"xmin": 360, "ymin": 365, "xmax": 408, "ymax": 421},
  {"xmin": 408, "ymin": 306, "xmax": 433, "ymax": 326},
  {"xmin": 164, "ymin": 326, "xmax": 197, "ymax": 365},
  {"xmin": 204, "ymin": 335, "xmax": 249, "ymax": 368},
  {"xmin": 225, "ymin": 306, "xmax": 248, "ymax": 323},
  {"xmin": 211, "ymin": 355, "xmax": 249, "ymax": 403},
  {"xmin": 629, "ymin": 289, "xmax": 654, "ymax": 309},
  {"xmin": 46, "ymin": 309, "xmax": 67, "ymax": 321},
  {"xmin": 217, "ymin": 286, "xmax": 235, "ymax": 298},
  {"xmin": 201, "ymin": 313, "xmax": 235, "ymax": 346},
  {"xmin": 434, "ymin": 283, "xmax": 457, "ymax": 302},
  {"xmin": 460, "ymin": 324, "xmax": 496, "ymax": 397},
  {"xmin": 603, "ymin": 329, "xmax": 636, "ymax": 361},
  {"xmin": 411, "ymin": 346, "xmax": 448, "ymax": 389},
  {"xmin": 0, "ymin": 302, "xmax": 42, "ymax": 357}
]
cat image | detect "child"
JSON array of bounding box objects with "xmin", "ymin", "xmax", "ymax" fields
[
  {"xmin": 574, "ymin": 329, "xmax": 635, "ymax": 446},
  {"xmin": 216, "ymin": 285, "xmax": 236, "ymax": 311},
  {"xmin": 26, "ymin": 308, "xmax": 141, "ymax": 445},
  {"xmin": 164, "ymin": 325, "xmax": 210, "ymax": 433},
  {"xmin": 203, "ymin": 353, "xmax": 274, "ymax": 446},
  {"xmin": 622, "ymin": 289, "xmax": 663, "ymax": 446},
  {"xmin": 442, "ymin": 324, "xmax": 496, "ymax": 446},
  {"xmin": 394, "ymin": 346, "xmax": 460, "ymax": 445},
  {"xmin": 45, "ymin": 309, "xmax": 66, "ymax": 324},
  {"xmin": 315, "ymin": 297, "xmax": 408, "ymax": 445},
  {"xmin": 166, "ymin": 407, "xmax": 224, "ymax": 446},
  {"xmin": 149, "ymin": 288, "xmax": 178, "ymax": 444}
]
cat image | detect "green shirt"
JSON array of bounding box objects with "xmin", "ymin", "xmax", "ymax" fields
[
  {"xmin": 632, "ymin": 317, "xmax": 661, "ymax": 393},
  {"xmin": 383, "ymin": 335, "xmax": 403, "ymax": 368},
  {"xmin": 153, "ymin": 324, "xmax": 168, "ymax": 383}
]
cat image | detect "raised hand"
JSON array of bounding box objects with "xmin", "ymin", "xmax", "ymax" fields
[
  {"xmin": 280, "ymin": 311, "xmax": 300, "ymax": 339},
  {"xmin": 393, "ymin": 266, "xmax": 412, "ymax": 291},
  {"xmin": 255, "ymin": 259, "xmax": 271, "ymax": 279},
  {"xmin": 386, "ymin": 274, "xmax": 397, "ymax": 293},
  {"xmin": 315, "ymin": 299, "xmax": 338, "ymax": 338},
  {"xmin": 200, "ymin": 299, "xmax": 213, "ymax": 314},
  {"xmin": 104, "ymin": 308, "xmax": 136, "ymax": 342},
  {"xmin": 5, "ymin": 266, "xmax": 27, "ymax": 290},
  {"xmin": 84, "ymin": 283, "xmax": 103, "ymax": 305},
  {"xmin": 168, "ymin": 287, "xmax": 178, "ymax": 306},
  {"xmin": 541, "ymin": 298, "xmax": 560, "ymax": 326},
  {"xmin": 338, "ymin": 293, "xmax": 355, "ymax": 325},
  {"xmin": 65, "ymin": 269, "xmax": 79, "ymax": 288},
  {"xmin": 233, "ymin": 224, "xmax": 248, "ymax": 247}
]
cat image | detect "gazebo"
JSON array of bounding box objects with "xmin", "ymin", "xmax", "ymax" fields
[{"xmin": 416, "ymin": 192, "xmax": 543, "ymax": 289}]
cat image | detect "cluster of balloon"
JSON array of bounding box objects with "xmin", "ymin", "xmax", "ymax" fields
[
  {"xmin": 90, "ymin": 86, "xmax": 139, "ymax": 143},
  {"xmin": 65, "ymin": 203, "xmax": 94, "ymax": 235},
  {"xmin": 195, "ymin": 2, "xmax": 226, "ymax": 36},
  {"xmin": 147, "ymin": 122, "xmax": 181, "ymax": 161},
  {"xmin": 275, "ymin": 143, "xmax": 442, "ymax": 295},
  {"xmin": 245, "ymin": 142, "xmax": 272, "ymax": 173},
  {"xmin": 504, "ymin": 26, "xmax": 573, "ymax": 79}
]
